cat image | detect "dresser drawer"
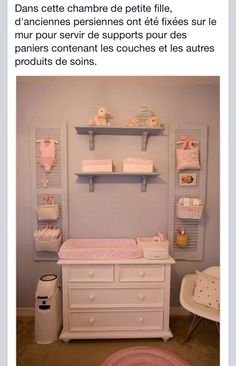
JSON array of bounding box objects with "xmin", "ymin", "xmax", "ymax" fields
[
  {"xmin": 69, "ymin": 286, "xmax": 164, "ymax": 308},
  {"xmin": 69, "ymin": 309, "xmax": 163, "ymax": 331},
  {"xmin": 119, "ymin": 264, "xmax": 165, "ymax": 282},
  {"xmin": 68, "ymin": 265, "xmax": 114, "ymax": 283}
]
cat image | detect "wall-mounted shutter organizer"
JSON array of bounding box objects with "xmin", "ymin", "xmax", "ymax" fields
[
  {"xmin": 168, "ymin": 124, "xmax": 208, "ymax": 260},
  {"xmin": 30, "ymin": 123, "xmax": 68, "ymax": 261}
]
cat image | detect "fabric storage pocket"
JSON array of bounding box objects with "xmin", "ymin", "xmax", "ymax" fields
[
  {"xmin": 176, "ymin": 147, "xmax": 200, "ymax": 171},
  {"xmin": 35, "ymin": 235, "xmax": 62, "ymax": 252},
  {"xmin": 176, "ymin": 135, "xmax": 201, "ymax": 171},
  {"xmin": 36, "ymin": 204, "xmax": 59, "ymax": 221}
]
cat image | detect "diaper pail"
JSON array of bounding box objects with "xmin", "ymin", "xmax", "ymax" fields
[{"xmin": 34, "ymin": 274, "xmax": 62, "ymax": 344}]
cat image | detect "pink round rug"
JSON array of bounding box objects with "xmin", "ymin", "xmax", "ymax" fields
[{"xmin": 101, "ymin": 346, "xmax": 191, "ymax": 366}]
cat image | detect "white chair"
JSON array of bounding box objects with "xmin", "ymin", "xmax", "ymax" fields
[{"xmin": 179, "ymin": 266, "xmax": 220, "ymax": 341}]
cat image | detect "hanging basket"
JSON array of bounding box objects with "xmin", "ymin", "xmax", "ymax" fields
[
  {"xmin": 176, "ymin": 204, "xmax": 203, "ymax": 219},
  {"xmin": 36, "ymin": 204, "xmax": 59, "ymax": 221}
]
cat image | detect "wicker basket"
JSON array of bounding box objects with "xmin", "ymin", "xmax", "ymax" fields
[
  {"xmin": 176, "ymin": 204, "xmax": 203, "ymax": 219},
  {"xmin": 136, "ymin": 106, "xmax": 156, "ymax": 127}
]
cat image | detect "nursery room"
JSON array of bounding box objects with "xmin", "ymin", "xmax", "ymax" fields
[{"xmin": 16, "ymin": 76, "xmax": 220, "ymax": 366}]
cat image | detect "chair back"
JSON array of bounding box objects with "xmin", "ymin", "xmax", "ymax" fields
[{"xmin": 203, "ymin": 266, "xmax": 220, "ymax": 278}]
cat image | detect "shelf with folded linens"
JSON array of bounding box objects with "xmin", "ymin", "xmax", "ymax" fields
[{"xmin": 75, "ymin": 126, "xmax": 164, "ymax": 151}]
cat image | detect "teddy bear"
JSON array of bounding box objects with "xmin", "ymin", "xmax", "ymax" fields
[{"xmin": 88, "ymin": 106, "xmax": 113, "ymax": 126}]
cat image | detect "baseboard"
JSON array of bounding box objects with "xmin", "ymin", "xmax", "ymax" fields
[{"xmin": 17, "ymin": 306, "xmax": 190, "ymax": 317}]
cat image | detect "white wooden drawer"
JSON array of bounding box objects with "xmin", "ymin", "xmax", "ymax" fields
[
  {"xmin": 69, "ymin": 286, "xmax": 164, "ymax": 308},
  {"xmin": 119, "ymin": 264, "xmax": 165, "ymax": 282},
  {"xmin": 69, "ymin": 309, "xmax": 163, "ymax": 331},
  {"xmin": 68, "ymin": 265, "xmax": 114, "ymax": 283}
]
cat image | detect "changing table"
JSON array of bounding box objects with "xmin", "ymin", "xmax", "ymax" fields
[{"xmin": 58, "ymin": 239, "xmax": 175, "ymax": 342}]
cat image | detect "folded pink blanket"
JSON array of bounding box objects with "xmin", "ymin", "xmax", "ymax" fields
[
  {"xmin": 123, "ymin": 158, "xmax": 153, "ymax": 165},
  {"xmin": 82, "ymin": 159, "xmax": 112, "ymax": 165}
]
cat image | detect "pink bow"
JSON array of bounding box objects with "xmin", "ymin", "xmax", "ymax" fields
[
  {"xmin": 180, "ymin": 135, "xmax": 193, "ymax": 149},
  {"xmin": 177, "ymin": 227, "xmax": 185, "ymax": 235},
  {"xmin": 43, "ymin": 194, "xmax": 54, "ymax": 203}
]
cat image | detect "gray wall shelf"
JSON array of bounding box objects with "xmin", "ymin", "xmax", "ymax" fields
[
  {"xmin": 76, "ymin": 172, "xmax": 160, "ymax": 192},
  {"xmin": 75, "ymin": 126, "xmax": 164, "ymax": 151}
]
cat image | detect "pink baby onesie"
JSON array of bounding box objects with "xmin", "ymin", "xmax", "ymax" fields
[{"xmin": 38, "ymin": 139, "xmax": 57, "ymax": 172}]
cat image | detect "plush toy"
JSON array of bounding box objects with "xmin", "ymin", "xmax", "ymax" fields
[
  {"xmin": 146, "ymin": 117, "xmax": 160, "ymax": 127},
  {"xmin": 125, "ymin": 118, "xmax": 139, "ymax": 127},
  {"xmin": 88, "ymin": 106, "xmax": 113, "ymax": 126}
]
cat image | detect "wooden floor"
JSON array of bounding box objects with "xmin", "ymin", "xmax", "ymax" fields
[{"xmin": 17, "ymin": 316, "xmax": 219, "ymax": 366}]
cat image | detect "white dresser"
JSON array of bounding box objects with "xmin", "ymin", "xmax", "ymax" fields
[{"xmin": 58, "ymin": 257, "xmax": 175, "ymax": 342}]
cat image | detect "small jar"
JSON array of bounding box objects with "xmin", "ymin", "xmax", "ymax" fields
[{"xmin": 176, "ymin": 234, "xmax": 188, "ymax": 247}]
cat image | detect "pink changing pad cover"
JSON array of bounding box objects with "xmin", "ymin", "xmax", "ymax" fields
[{"xmin": 58, "ymin": 238, "xmax": 142, "ymax": 260}]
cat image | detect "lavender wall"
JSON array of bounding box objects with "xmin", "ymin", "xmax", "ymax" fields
[{"xmin": 16, "ymin": 76, "xmax": 219, "ymax": 307}]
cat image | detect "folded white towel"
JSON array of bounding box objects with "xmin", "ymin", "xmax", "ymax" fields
[
  {"xmin": 192, "ymin": 198, "xmax": 202, "ymax": 206},
  {"xmin": 178, "ymin": 197, "xmax": 202, "ymax": 206},
  {"xmin": 183, "ymin": 198, "xmax": 191, "ymax": 206}
]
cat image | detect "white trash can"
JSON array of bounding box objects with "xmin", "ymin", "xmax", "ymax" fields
[{"xmin": 34, "ymin": 274, "xmax": 62, "ymax": 344}]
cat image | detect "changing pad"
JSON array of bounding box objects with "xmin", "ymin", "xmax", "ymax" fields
[{"xmin": 58, "ymin": 238, "xmax": 142, "ymax": 260}]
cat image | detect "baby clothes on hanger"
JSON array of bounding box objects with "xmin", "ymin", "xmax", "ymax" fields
[{"xmin": 37, "ymin": 138, "xmax": 58, "ymax": 173}]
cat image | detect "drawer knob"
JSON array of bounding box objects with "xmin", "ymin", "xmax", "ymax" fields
[
  {"xmin": 89, "ymin": 294, "xmax": 95, "ymax": 301},
  {"xmin": 88, "ymin": 270, "xmax": 95, "ymax": 278},
  {"xmin": 89, "ymin": 317, "xmax": 95, "ymax": 324},
  {"xmin": 139, "ymin": 294, "xmax": 145, "ymax": 301},
  {"xmin": 140, "ymin": 270, "xmax": 146, "ymax": 277},
  {"xmin": 138, "ymin": 316, "xmax": 144, "ymax": 323}
]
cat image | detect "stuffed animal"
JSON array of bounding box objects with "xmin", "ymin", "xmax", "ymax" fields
[
  {"xmin": 125, "ymin": 118, "xmax": 139, "ymax": 127},
  {"xmin": 88, "ymin": 106, "xmax": 113, "ymax": 126},
  {"xmin": 146, "ymin": 117, "xmax": 160, "ymax": 127}
]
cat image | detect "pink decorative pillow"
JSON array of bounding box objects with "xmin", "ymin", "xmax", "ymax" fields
[
  {"xmin": 193, "ymin": 271, "xmax": 220, "ymax": 310},
  {"xmin": 176, "ymin": 147, "xmax": 200, "ymax": 170}
]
